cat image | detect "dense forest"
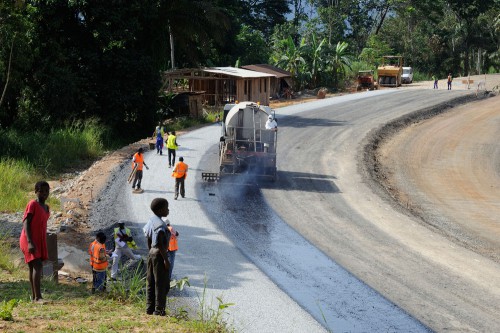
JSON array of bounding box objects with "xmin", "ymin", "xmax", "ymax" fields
[{"xmin": 1, "ymin": 0, "xmax": 499, "ymax": 139}]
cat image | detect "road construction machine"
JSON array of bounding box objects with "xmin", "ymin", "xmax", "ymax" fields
[
  {"xmin": 356, "ymin": 70, "xmax": 378, "ymax": 91},
  {"xmin": 202, "ymin": 101, "xmax": 278, "ymax": 182},
  {"xmin": 377, "ymin": 56, "xmax": 403, "ymax": 87}
]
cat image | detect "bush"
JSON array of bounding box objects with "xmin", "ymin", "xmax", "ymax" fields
[
  {"xmin": 0, "ymin": 119, "xmax": 112, "ymax": 175},
  {"xmin": 0, "ymin": 159, "xmax": 37, "ymax": 212}
]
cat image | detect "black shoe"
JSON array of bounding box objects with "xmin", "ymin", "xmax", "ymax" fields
[
  {"xmin": 153, "ymin": 310, "xmax": 166, "ymax": 316},
  {"xmin": 132, "ymin": 186, "xmax": 135, "ymax": 189},
  {"xmin": 181, "ymin": 195, "xmax": 185, "ymax": 198}
]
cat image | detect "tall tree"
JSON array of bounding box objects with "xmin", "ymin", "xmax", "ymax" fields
[
  {"xmin": 445, "ymin": 0, "xmax": 496, "ymax": 74},
  {"xmin": 155, "ymin": 0, "xmax": 230, "ymax": 68},
  {"xmin": 26, "ymin": 0, "xmax": 160, "ymax": 135},
  {"xmin": 0, "ymin": 0, "xmax": 34, "ymax": 128}
]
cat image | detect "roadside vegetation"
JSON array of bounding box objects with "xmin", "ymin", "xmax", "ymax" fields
[{"xmin": 0, "ymin": 230, "xmax": 234, "ymax": 332}]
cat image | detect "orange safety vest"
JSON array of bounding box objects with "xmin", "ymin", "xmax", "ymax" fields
[
  {"xmin": 172, "ymin": 161, "xmax": 188, "ymax": 178},
  {"xmin": 88, "ymin": 240, "xmax": 108, "ymax": 271},
  {"xmin": 132, "ymin": 152, "xmax": 145, "ymax": 171},
  {"xmin": 168, "ymin": 225, "xmax": 178, "ymax": 251}
]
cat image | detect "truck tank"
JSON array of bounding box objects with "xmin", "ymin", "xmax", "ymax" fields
[{"xmin": 217, "ymin": 102, "xmax": 277, "ymax": 180}]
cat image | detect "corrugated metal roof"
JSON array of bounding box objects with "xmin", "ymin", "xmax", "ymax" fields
[
  {"xmin": 204, "ymin": 67, "xmax": 275, "ymax": 78},
  {"xmin": 241, "ymin": 64, "xmax": 292, "ymax": 78}
]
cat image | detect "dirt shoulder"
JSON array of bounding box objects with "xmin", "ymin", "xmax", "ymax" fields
[{"xmin": 370, "ymin": 95, "xmax": 500, "ymax": 262}]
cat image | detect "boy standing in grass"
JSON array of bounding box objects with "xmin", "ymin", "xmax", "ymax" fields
[
  {"xmin": 19, "ymin": 181, "xmax": 50, "ymax": 303},
  {"xmin": 143, "ymin": 198, "xmax": 171, "ymax": 316},
  {"xmin": 88, "ymin": 231, "xmax": 111, "ymax": 293}
]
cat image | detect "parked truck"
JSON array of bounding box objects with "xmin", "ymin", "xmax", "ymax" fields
[
  {"xmin": 202, "ymin": 101, "xmax": 278, "ymax": 182},
  {"xmin": 377, "ymin": 56, "xmax": 403, "ymax": 87}
]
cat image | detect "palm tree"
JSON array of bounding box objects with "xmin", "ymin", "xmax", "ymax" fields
[
  {"xmin": 308, "ymin": 32, "xmax": 327, "ymax": 88},
  {"xmin": 271, "ymin": 36, "xmax": 307, "ymax": 90},
  {"xmin": 327, "ymin": 41, "xmax": 352, "ymax": 89}
]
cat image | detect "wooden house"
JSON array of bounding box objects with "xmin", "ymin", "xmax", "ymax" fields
[
  {"xmin": 241, "ymin": 64, "xmax": 292, "ymax": 98},
  {"xmin": 162, "ymin": 67, "xmax": 275, "ymax": 107}
]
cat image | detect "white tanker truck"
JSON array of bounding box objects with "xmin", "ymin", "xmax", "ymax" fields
[{"xmin": 202, "ymin": 101, "xmax": 278, "ymax": 181}]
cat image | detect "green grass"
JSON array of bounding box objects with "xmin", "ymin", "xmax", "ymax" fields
[
  {"xmin": 0, "ymin": 158, "xmax": 38, "ymax": 212},
  {"xmin": 0, "ymin": 119, "xmax": 112, "ymax": 174},
  {"xmin": 0, "ymin": 233, "xmax": 234, "ymax": 332},
  {"xmin": 0, "ymin": 118, "xmax": 116, "ymax": 213}
]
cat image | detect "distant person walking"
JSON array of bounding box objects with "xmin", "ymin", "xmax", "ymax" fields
[
  {"xmin": 132, "ymin": 148, "xmax": 149, "ymax": 191},
  {"xmin": 166, "ymin": 131, "xmax": 179, "ymax": 168},
  {"xmin": 172, "ymin": 156, "xmax": 188, "ymax": 200},
  {"xmin": 432, "ymin": 74, "xmax": 438, "ymax": 89},
  {"xmin": 19, "ymin": 181, "xmax": 50, "ymax": 303},
  {"xmin": 153, "ymin": 123, "xmax": 165, "ymax": 155},
  {"xmin": 447, "ymin": 73, "xmax": 453, "ymax": 90},
  {"xmin": 143, "ymin": 198, "xmax": 171, "ymax": 316}
]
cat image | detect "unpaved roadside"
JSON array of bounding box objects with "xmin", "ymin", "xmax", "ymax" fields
[{"xmin": 375, "ymin": 96, "xmax": 500, "ymax": 262}]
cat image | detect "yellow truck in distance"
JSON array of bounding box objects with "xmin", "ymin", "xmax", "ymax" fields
[{"xmin": 377, "ymin": 56, "xmax": 403, "ymax": 87}]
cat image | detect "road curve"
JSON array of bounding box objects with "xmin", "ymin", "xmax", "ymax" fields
[
  {"xmin": 119, "ymin": 87, "xmax": 499, "ymax": 332},
  {"xmin": 263, "ymin": 90, "xmax": 500, "ymax": 332}
]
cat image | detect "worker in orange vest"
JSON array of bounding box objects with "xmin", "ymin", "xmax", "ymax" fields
[
  {"xmin": 88, "ymin": 231, "xmax": 111, "ymax": 293},
  {"xmin": 132, "ymin": 147, "xmax": 149, "ymax": 191},
  {"xmin": 167, "ymin": 223, "xmax": 179, "ymax": 279},
  {"xmin": 172, "ymin": 156, "xmax": 188, "ymax": 200}
]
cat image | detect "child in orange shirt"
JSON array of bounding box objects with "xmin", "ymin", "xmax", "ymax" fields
[{"xmin": 88, "ymin": 232, "xmax": 112, "ymax": 293}]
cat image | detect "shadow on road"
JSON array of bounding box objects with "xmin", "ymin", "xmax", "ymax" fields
[
  {"xmin": 279, "ymin": 114, "xmax": 347, "ymax": 128},
  {"xmin": 259, "ymin": 171, "xmax": 340, "ymax": 193}
]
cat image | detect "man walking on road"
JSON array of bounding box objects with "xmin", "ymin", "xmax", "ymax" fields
[
  {"xmin": 166, "ymin": 131, "xmax": 179, "ymax": 168},
  {"xmin": 132, "ymin": 148, "xmax": 149, "ymax": 191},
  {"xmin": 172, "ymin": 157, "xmax": 188, "ymax": 200}
]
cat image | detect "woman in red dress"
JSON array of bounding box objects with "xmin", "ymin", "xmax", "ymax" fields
[{"xmin": 19, "ymin": 181, "xmax": 50, "ymax": 303}]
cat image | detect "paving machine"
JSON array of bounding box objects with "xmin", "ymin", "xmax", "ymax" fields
[
  {"xmin": 356, "ymin": 70, "xmax": 378, "ymax": 91},
  {"xmin": 377, "ymin": 56, "xmax": 403, "ymax": 87},
  {"xmin": 202, "ymin": 102, "xmax": 278, "ymax": 181}
]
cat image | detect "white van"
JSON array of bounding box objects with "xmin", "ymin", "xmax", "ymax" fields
[{"xmin": 402, "ymin": 67, "xmax": 413, "ymax": 84}]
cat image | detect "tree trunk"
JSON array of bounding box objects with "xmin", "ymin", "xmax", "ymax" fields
[
  {"xmin": 374, "ymin": 5, "xmax": 390, "ymax": 35},
  {"xmin": 169, "ymin": 24, "xmax": 175, "ymax": 70},
  {"xmin": 0, "ymin": 36, "xmax": 15, "ymax": 108}
]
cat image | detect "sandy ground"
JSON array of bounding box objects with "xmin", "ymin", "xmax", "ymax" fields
[{"xmin": 377, "ymin": 97, "xmax": 500, "ymax": 262}]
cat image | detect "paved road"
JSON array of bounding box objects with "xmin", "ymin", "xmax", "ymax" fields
[
  {"xmin": 120, "ymin": 90, "xmax": 428, "ymax": 333},
  {"xmin": 262, "ymin": 90, "xmax": 500, "ymax": 332},
  {"xmin": 121, "ymin": 88, "xmax": 499, "ymax": 332}
]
